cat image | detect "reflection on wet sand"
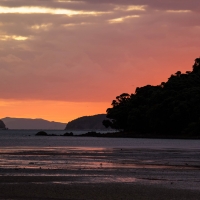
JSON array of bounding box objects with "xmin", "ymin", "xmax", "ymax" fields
[{"xmin": 0, "ymin": 147, "xmax": 200, "ymax": 189}]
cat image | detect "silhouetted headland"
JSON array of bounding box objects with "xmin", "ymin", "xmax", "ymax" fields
[
  {"xmin": 0, "ymin": 120, "xmax": 7, "ymax": 130},
  {"xmin": 65, "ymin": 114, "xmax": 109, "ymax": 130},
  {"xmin": 102, "ymin": 58, "xmax": 200, "ymax": 139}
]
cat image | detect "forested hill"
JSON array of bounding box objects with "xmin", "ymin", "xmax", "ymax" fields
[
  {"xmin": 65, "ymin": 114, "xmax": 108, "ymax": 130},
  {"xmin": 0, "ymin": 120, "xmax": 6, "ymax": 129},
  {"xmin": 103, "ymin": 58, "xmax": 200, "ymax": 137}
]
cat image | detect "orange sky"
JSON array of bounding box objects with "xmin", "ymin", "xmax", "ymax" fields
[
  {"xmin": 0, "ymin": 100, "xmax": 110, "ymax": 123},
  {"xmin": 0, "ymin": 0, "xmax": 199, "ymax": 123}
]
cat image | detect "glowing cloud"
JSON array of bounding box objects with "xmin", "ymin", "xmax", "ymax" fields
[
  {"xmin": 114, "ymin": 5, "xmax": 146, "ymax": 11},
  {"xmin": 31, "ymin": 23, "xmax": 52, "ymax": 30},
  {"xmin": 0, "ymin": 6, "xmax": 107, "ymax": 16},
  {"xmin": 108, "ymin": 15, "xmax": 140, "ymax": 23},
  {"xmin": 0, "ymin": 35, "xmax": 28, "ymax": 41},
  {"xmin": 166, "ymin": 10, "xmax": 191, "ymax": 13},
  {"xmin": 62, "ymin": 22, "xmax": 92, "ymax": 27}
]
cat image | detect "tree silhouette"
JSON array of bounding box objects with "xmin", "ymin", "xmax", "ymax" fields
[{"xmin": 103, "ymin": 58, "xmax": 200, "ymax": 137}]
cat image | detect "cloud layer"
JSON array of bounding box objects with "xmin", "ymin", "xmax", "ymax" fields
[{"xmin": 0, "ymin": 0, "xmax": 199, "ymax": 102}]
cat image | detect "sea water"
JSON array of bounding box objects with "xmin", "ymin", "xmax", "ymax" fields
[{"xmin": 0, "ymin": 129, "xmax": 200, "ymax": 149}]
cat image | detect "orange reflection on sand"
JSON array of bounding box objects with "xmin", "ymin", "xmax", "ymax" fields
[{"xmin": 0, "ymin": 147, "xmax": 199, "ymax": 171}]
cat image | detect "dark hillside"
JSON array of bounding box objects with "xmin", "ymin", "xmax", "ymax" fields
[
  {"xmin": 65, "ymin": 114, "xmax": 109, "ymax": 130},
  {"xmin": 0, "ymin": 120, "xmax": 6, "ymax": 129},
  {"xmin": 103, "ymin": 58, "xmax": 200, "ymax": 137}
]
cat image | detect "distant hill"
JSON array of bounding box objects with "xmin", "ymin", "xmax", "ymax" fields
[
  {"xmin": 1, "ymin": 117, "xmax": 66, "ymax": 130},
  {"xmin": 65, "ymin": 114, "xmax": 110, "ymax": 130},
  {"xmin": 0, "ymin": 120, "xmax": 6, "ymax": 129}
]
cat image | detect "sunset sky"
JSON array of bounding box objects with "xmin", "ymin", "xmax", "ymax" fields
[{"xmin": 0, "ymin": 0, "xmax": 199, "ymax": 123}]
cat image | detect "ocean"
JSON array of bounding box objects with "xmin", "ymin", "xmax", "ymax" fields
[{"xmin": 0, "ymin": 129, "xmax": 200, "ymax": 149}]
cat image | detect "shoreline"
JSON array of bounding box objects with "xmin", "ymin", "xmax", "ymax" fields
[{"xmin": 36, "ymin": 130, "xmax": 200, "ymax": 140}]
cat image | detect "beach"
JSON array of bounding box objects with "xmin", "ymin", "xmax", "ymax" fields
[
  {"xmin": 0, "ymin": 143, "xmax": 200, "ymax": 199},
  {"xmin": 1, "ymin": 181, "xmax": 200, "ymax": 200}
]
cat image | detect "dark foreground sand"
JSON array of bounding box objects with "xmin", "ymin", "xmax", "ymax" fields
[{"xmin": 0, "ymin": 178, "xmax": 200, "ymax": 200}]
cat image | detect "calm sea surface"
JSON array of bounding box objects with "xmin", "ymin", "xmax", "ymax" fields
[{"xmin": 0, "ymin": 129, "xmax": 199, "ymax": 149}]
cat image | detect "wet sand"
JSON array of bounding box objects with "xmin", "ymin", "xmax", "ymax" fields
[
  {"xmin": 0, "ymin": 147, "xmax": 200, "ymax": 199},
  {"xmin": 0, "ymin": 181, "xmax": 200, "ymax": 200}
]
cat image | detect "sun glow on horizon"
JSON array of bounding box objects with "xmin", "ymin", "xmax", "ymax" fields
[{"xmin": 0, "ymin": 100, "xmax": 110, "ymax": 123}]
